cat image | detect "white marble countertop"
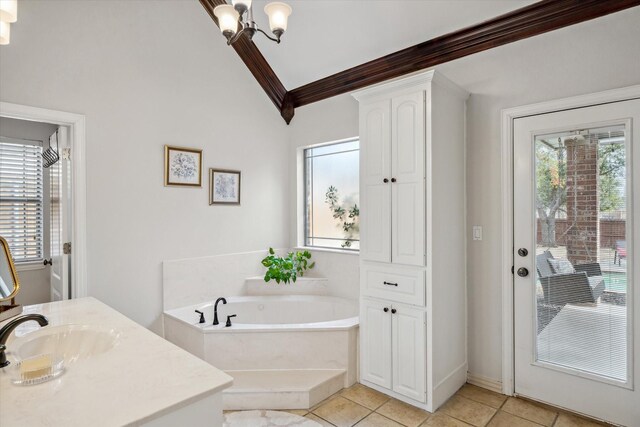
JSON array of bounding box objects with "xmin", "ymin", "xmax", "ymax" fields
[{"xmin": 0, "ymin": 297, "xmax": 233, "ymax": 426}]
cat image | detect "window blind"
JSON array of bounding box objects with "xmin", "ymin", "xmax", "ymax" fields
[{"xmin": 0, "ymin": 141, "xmax": 44, "ymax": 263}]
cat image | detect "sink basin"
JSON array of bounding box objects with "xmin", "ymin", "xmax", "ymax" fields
[{"xmin": 12, "ymin": 324, "xmax": 120, "ymax": 365}]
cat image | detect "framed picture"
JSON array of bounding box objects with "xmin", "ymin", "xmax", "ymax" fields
[
  {"xmin": 209, "ymin": 169, "xmax": 241, "ymax": 205},
  {"xmin": 164, "ymin": 145, "xmax": 202, "ymax": 187}
]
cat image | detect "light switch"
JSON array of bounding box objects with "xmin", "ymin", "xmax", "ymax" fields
[{"xmin": 473, "ymin": 226, "xmax": 482, "ymax": 241}]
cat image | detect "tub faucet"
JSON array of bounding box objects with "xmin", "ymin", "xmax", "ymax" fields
[
  {"xmin": 213, "ymin": 297, "xmax": 227, "ymax": 325},
  {"xmin": 0, "ymin": 314, "xmax": 49, "ymax": 368}
]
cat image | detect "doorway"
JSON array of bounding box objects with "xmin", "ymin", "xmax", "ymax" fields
[
  {"xmin": 0, "ymin": 102, "xmax": 87, "ymax": 301},
  {"xmin": 503, "ymin": 91, "xmax": 640, "ymax": 426}
]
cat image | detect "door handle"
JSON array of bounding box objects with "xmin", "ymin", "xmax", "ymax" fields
[
  {"xmin": 383, "ymin": 281, "xmax": 398, "ymax": 287},
  {"xmin": 43, "ymin": 258, "xmax": 52, "ymax": 266},
  {"xmin": 517, "ymin": 267, "xmax": 529, "ymax": 277},
  {"xmin": 517, "ymin": 248, "xmax": 528, "ymax": 257}
]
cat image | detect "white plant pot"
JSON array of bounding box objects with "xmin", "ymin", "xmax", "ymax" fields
[{"xmin": 244, "ymin": 276, "xmax": 329, "ymax": 296}]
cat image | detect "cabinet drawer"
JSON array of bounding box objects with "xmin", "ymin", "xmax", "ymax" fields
[{"xmin": 361, "ymin": 264, "xmax": 425, "ymax": 306}]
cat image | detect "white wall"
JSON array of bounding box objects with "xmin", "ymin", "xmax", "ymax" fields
[
  {"xmin": 285, "ymin": 8, "xmax": 640, "ymax": 385},
  {"xmin": 0, "ymin": 0, "xmax": 290, "ymax": 332},
  {"xmin": 288, "ymin": 94, "xmax": 361, "ymax": 301},
  {"xmin": 0, "ymin": 117, "xmax": 58, "ymax": 305}
]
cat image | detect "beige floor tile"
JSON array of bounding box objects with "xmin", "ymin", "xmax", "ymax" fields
[
  {"xmin": 312, "ymin": 396, "xmax": 371, "ymax": 427},
  {"xmin": 501, "ymin": 398, "xmax": 557, "ymax": 427},
  {"xmin": 285, "ymin": 409, "xmax": 310, "ymax": 416},
  {"xmin": 376, "ymin": 398, "xmax": 431, "ymax": 427},
  {"xmin": 311, "ymin": 393, "xmax": 341, "ymax": 411},
  {"xmin": 306, "ymin": 413, "xmax": 337, "ymax": 427},
  {"xmin": 487, "ymin": 411, "xmax": 543, "ymax": 427},
  {"xmin": 341, "ymin": 383, "xmax": 390, "ymax": 410},
  {"xmin": 355, "ymin": 412, "xmax": 405, "ymax": 427},
  {"xmin": 421, "ymin": 412, "xmax": 473, "ymax": 426},
  {"xmin": 554, "ymin": 413, "xmax": 608, "ymax": 427},
  {"xmin": 438, "ymin": 395, "xmax": 497, "ymax": 427},
  {"xmin": 456, "ymin": 384, "xmax": 507, "ymax": 409}
]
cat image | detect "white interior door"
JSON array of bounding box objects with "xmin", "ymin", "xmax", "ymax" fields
[
  {"xmin": 49, "ymin": 126, "xmax": 71, "ymax": 301},
  {"xmin": 513, "ymin": 99, "xmax": 640, "ymax": 426}
]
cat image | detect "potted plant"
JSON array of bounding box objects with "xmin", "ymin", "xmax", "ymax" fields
[{"xmin": 261, "ymin": 247, "xmax": 315, "ymax": 284}]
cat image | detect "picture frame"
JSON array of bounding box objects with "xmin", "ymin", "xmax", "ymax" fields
[
  {"xmin": 164, "ymin": 145, "xmax": 202, "ymax": 187},
  {"xmin": 209, "ymin": 168, "xmax": 241, "ymax": 205}
]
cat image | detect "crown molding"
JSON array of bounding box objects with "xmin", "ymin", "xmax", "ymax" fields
[{"xmin": 201, "ymin": 0, "xmax": 640, "ymax": 124}]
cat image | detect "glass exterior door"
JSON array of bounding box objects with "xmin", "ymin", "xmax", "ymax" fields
[{"xmin": 513, "ymin": 99, "xmax": 640, "ymax": 426}]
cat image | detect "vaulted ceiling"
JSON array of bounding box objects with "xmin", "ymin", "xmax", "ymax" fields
[{"xmin": 200, "ymin": 0, "xmax": 640, "ymax": 124}]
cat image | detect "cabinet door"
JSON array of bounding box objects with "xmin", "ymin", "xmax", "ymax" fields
[
  {"xmin": 360, "ymin": 298, "xmax": 392, "ymax": 389},
  {"xmin": 391, "ymin": 92, "xmax": 425, "ymax": 266},
  {"xmin": 360, "ymin": 100, "xmax": 392, "ymax": 263},
  {"xmin": 392, "ymin": 304, "xmax": 426, "ymax": 402}
]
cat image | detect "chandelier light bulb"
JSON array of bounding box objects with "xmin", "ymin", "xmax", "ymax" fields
[
  {"xmin": 0, "ymin": 0, "xmax": 17, "ymax": 23},
  {"xmin": 264, "ymin": 2, "xmax": 292, "ymax": 33},
  {"xmin": 213, "ymin": 4, "xmax": 240, "ymax": 37},
  {"xmin": 0, "ymin": 20, "xmax": 10, "ymax": 45}
]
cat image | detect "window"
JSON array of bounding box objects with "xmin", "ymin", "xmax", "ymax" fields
[
  {"xmin": 304, "ymin": 139, "xmax": 360, "ymax": 250},
  {"xmin": 0, "ymin": 139, "xmax": 44, "ymax": 263}
]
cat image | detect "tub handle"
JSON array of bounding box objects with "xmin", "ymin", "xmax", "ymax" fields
[
  {"xmin": 383, "ymin": 281, "xmax": 398, "ymax": 287},
  {"xmin": 195, "ymin": 310, "xmax": 205, "ymax": 324},
  {"xmin": 225, "ymin": 314, "xmax": 237, "ymax": 327}
]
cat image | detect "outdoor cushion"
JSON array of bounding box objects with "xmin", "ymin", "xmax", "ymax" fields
[{"xmin": 548, "ymin": 258, "xmax": 575, "ymax": 274}]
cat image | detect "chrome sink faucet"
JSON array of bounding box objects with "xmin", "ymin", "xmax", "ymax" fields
[
  {"xmin": 213, "ymin": 297, "xmax": 227, "ymax": 326},
  {"xmin": 0, "ymin": 314, "xmax": 49, "ymax": 368}
]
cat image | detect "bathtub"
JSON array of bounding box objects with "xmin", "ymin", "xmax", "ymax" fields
[{"xmin": 163, "ymin": 295, "xmax": 359, "ymax": 387}]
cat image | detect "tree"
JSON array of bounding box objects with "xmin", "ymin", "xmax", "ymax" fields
[
  {"xmin": 536, "ymin": 140, "xmax": 625, "ymax": 247},
  {"xmin": 325, "ymin": 186, "xmax": 359, "ymax": 248}
]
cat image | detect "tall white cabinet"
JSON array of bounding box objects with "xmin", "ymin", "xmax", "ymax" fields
[{"xmin": 353, "ymin": 71, "xmax": 468, "ymax": 412}]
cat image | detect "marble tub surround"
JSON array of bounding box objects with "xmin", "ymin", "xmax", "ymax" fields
[
  {"xmin": 245, "ymin": 276, "xmax": 330, "ymax": 296},
  {"xmin": 0, "ymin": 297, "xmax": 233, "ymax": 427},
  {"xmin": 163, "ymin": 249, "xmax": 289, "ymax": 311}
]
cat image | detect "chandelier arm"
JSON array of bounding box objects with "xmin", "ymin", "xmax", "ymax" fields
[
  {"xmin": 227, "ymin": 28, "xmax": 246, "ymax": 45},
  {"xmin": 256, "ymin": 27, "xmax": 281, "ymax": 44}
]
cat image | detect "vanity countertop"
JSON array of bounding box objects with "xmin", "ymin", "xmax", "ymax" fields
[{"xmin": 0, "ymin": 297, "xmax": 233, "ymax": 426}]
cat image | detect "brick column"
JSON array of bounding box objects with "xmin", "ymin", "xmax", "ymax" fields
[{"xmin": 565, "ymin": 137, "xmax": 599, "ymax": 265}]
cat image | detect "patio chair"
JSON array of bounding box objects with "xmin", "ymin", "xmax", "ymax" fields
[
  {"xmin": 535, "ymin": 250, "xmax": 605, "ymax": 304},
  {"xmin": 614, "ymin": 240, "xmax": 626, "ymax": 266},
  {"xmin": 539, "ymin": 272, "xmax": 605, "ymax": 305}
]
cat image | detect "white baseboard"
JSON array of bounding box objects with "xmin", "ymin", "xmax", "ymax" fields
[{"xmin": 466, "ymin": 373, "xmax": 504, "ymax": 394}]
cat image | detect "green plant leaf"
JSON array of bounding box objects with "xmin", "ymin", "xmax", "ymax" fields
[{"xmin": 269, "ymin": 247, "xmax": 275, "ymax": 255}]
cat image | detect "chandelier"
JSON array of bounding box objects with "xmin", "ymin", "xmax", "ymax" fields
[{"xmin": 213, "ymin": 0, "xmax": 292, "ymax": 45}]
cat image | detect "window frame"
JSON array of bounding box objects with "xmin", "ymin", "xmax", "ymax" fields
[
  {"xmin": 300, "ymin": 137, "xmax": 360, "ymax": 253},
  {"xmin": 0, "ymin": 136, "xmax": 46, "ymax": 267}
]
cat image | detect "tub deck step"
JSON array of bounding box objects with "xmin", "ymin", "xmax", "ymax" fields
[{"xmin": 223, "ymin": 369, "xmax": 345, "ymax": 410}]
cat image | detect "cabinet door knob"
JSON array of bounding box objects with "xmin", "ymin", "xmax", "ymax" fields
[
  {"xmin": 391, "ymin": 308, "xmax": 397, "ymax": 314},
  {"xmin": 391, "ymin": 178, "xmax": 397, "ymax": 183},
  {"xmin": 383, "ymin": 178, "xmax": 389, "ymax": 183},
  {"xmin": 383, "ymin": 307, "xmax": 389, "ymax": 312}
]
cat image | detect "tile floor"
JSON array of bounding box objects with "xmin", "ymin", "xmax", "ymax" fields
[{"xmin": 270, "ymin": 383, "xmax": 613, "ymax": 427}]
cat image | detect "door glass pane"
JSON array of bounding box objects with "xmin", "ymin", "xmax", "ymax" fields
[{"xmin": 534, "ymin": 124, "xmax": 629, "ymax": 383}]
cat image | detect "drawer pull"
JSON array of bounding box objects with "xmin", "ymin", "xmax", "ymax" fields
[{"xmin": 383, "ymin": 281, "xmax": 398, "ymax": 287}]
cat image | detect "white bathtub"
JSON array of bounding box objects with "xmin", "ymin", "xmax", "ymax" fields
[{"xmin": 163, "ymin": 295, "xmax": 359, "ymax": 388}]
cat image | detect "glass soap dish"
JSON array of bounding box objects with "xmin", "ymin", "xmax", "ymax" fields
[{"xmin": 10, "ymin": 354, "xmax": 65, "ymax": 385}]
